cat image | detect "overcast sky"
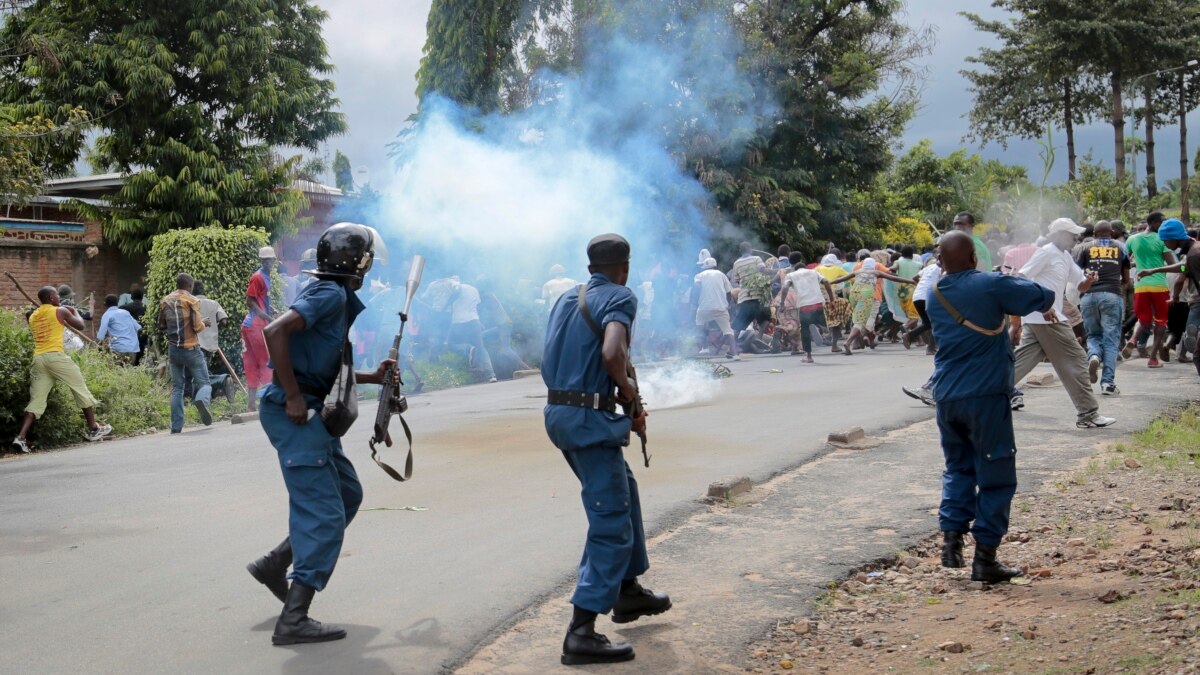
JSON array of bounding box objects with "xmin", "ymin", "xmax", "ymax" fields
[{"xmin": 314, "ymin": 0, "xmax": 1200, "ymax": 189}]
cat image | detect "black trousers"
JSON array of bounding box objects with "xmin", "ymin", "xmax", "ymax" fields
[{"xmin": 908, "ymin": 299, "xmax": 936, "ymax": 347}]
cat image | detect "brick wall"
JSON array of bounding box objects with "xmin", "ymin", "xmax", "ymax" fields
[{"xmin": 0, "ymin": 241, "xmax": 121, "ymax": 341}]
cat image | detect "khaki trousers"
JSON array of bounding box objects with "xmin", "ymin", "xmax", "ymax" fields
[
  {"xmin": 1012, "ymin": 322, "xmax": 1098, "ymax": 421},
  {"xmin": 25, "ymin": 352, "xmax": 97, "ymax": 418}
]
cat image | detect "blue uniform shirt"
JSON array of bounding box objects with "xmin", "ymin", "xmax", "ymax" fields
[
  {"xmin": 928, "ymin": 270, "xmax": 1053, "ymax": 404},
  {"xmin": 97, "ymin": 307, "xmax": 141, "ymax": 353},
  {"xmin": 264, "ymin": 278, "xmax": 364, "ymax": 397},
  {"xmin": 542, "ymin": 273, "xmax": 638, "ymax": 451}
]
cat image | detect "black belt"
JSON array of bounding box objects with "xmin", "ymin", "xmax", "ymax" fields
[
  {"xmin": 547, "ymin": 390, "xmax": 619, "ymax": 413},
  {"xmin": 272, "ymin": 373, "xmax": 329, "ymax": 399}
]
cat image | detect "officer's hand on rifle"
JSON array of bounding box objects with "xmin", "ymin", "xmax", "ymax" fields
[
  {"xmin": 631, "ymin": 409, "xmax": 648, "ymax": 435},
  {"xmin": 617, "ymin": 381, "xmax": 637, "ymax": 405},
  {"xmin": 358, "ymin": 358, "xmax": 398, "ymax": 386}
]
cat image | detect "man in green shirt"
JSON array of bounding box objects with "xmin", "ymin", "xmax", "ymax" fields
[
  {"xmin": 1123, "ymin": 212, "xmax": 1176, "ymax": 367},
  {"xmin": 954, "ymin": 212, "xmax": 992, "ymax": 272}
]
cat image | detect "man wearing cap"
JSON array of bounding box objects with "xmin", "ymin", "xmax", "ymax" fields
[
  {"xmin": 1124, "ymin": 212, "xmax": 1177, "ymax": 366},
  {"xmin": 242, "ymin": 246, "xmax": 278, "ymax": 411},
  {"xmin": 1135, "ymin": 218, "xmax": 1200, "ymax": 376},
  {"xmin": 1013, "ymin": 218, "xmax": 1116, "ymax": 429},
  {"xmin": 542, "ymin": 234, "xmax": 669, "ymax": 665},
  {"xmin": 693, "ymin": 256, "xmax": 738, "ymax": 359}
]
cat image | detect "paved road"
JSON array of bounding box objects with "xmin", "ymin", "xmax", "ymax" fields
[{"xmin": 0, "ymin": 347, "xmax": 1176, "ymax": 673}]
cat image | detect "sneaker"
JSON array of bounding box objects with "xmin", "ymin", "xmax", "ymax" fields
[
  {"xmin": 902, "ymin": 386, "xmax": 935, "ymax": 407},
  {"xmin": 1148, "ymin": 358, "xmax": 1163, "ymax": 369},
  {"xmin": 12, "ymin": 437, "xmax": 31, "ymax": 453},
  {"xmin": 195, "ymin": 399, "xmax": 212, "ymax": 426},
  {"xmin": 1101, "ymin": 383, "xmax": 1120, "ymax": 396},
  {"xmin": 697, "ymin": 347, "xmax": 716, "ymax": 356},
  {"xmin": 726, "ymin": 353, "xmax": 741, "ymax": 361},
  {"xmin": 85, "ymin": 423, "xmax": 113, "ymax": 442},
  {"xmin": 1077, "ymin": 414, "xmax": 1116, "ymax": 429},
  {"xmin": 1010, "ymin": 394, "xmax": 1025, "ymax": 411},
  {"xmin": 1088, "ymin": 355, "xmax": 1100, "ymax": 384}
]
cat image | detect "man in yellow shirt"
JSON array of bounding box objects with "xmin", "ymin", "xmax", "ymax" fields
[{"xmin": 12, "ymin": 287, "xmax": 112, "ymax": 453}]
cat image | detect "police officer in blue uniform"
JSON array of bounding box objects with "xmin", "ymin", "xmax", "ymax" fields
[
  {"xmin": 543, "ymin": 234, "xmax": 670, "ymax": 665},
  {"xmin": 245, "ymin": 223, "xmax": 396, "ymax": 645},
  {"xmin": 927, "ymin": 231, "xmax": 1055, "ymax": 583}
]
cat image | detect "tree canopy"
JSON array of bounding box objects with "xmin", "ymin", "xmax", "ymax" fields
[{"xmin": 0, "ymin": 0, "xmax": 347, "ymax": 254}]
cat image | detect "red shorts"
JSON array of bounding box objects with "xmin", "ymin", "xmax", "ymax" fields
[
  {"xmin": 241, "ymin": 324, "xmax": 273, "ymax": 388},
  {"xmin": 1133, "ymin": 291, "xmax": 1169, "ymax": 327}
]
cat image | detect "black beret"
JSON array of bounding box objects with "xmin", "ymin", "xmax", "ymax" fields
[{"xmin": 587, "ymin": 233, "xmax": 631, "ymax": 265}]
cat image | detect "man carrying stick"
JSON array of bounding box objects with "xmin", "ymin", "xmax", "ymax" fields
[{"xmin": 12, "ymin": 286, "xmax": 112, "ymax": 453}]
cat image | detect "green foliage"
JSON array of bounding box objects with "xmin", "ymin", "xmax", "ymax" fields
[
  {"xmin": 417, "ymin": 0, "xmax": 523, "ymax": 112},
  {"xmin": 1061, "ymin": 156, "xmax": 1169, "ymax": 223},
  {"xmin": 0, "ymin": 106, "xmax": 87, "ymax": 210},
  {"xmin": 416, "ymin": 352, "xmax": 472, "ymax": 391},
  {"xmin": 887, "ymin": 140, "xmax": 1028, "ymax": 231},
  {"xmin": 0, "ymin": 0, "xmax": 347, "ymax": 254},
  {"xmin": 332, "ymin": 151, "xmax": 354, "ymax": 193},
  {"xmin": 145, "ymin": 227, "xmax": 274, "ymax": 374},
  {"xmin": 75, "ymin": 349, "xmax": 170, "ymax": 436}
]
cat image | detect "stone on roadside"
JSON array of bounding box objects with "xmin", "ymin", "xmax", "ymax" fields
[
  {"xmin": 706, "ymin": 476, "xmax": 752, "ymax": 501},
  {"xmin": 937, "ymin": 641, "xmax": 964, "ymax": 654},
  {"xmin": 827, "ymin": 427, "xmax": 865, "ymax": 445},
  {"xmin": 1124, "ymin": 457, "xmax": 1143, "ymax": 470}
]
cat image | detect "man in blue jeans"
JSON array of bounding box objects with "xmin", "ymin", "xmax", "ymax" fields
[
  {"xmin": 1077, "ymin": 221, "xmax": 1131, "ymax": 396},
  {"xmin": 158, "ymin": 273, "xmax": 213, "ymax": 432}
]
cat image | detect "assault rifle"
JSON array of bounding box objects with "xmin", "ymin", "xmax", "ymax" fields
[
  {"xmin": 625, "ymin": 363, "xmax": 650, "ymax": 468},
  {"xmin": 369, "ymin": 255, "xmax": 425, "ymax": 482}
]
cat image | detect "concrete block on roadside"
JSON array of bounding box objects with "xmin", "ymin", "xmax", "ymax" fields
[
  {"xmin": 707, "ymin": 476, "xmax": 752, "ymax": 501},
  {"xmin": 512, "ymin": 369, "xmax": 541, "ymax": 380},
  {"xmin": 231, "ymin": 412, "xmax": 259, "ymax": 425},
  {"xmin": 828, "ymin": 427, "xmax": 866, "ymax": 445},
  {"xmin": 1024, "ymin": 373, "xmax": 1056, "ymax": 387}
]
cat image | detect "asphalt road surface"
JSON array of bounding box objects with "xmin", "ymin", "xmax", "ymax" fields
[{"xmin": 0, "ymin": 347, "xmax": 1185, "ymax": 673}]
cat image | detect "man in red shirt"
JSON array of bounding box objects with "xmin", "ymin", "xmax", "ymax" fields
[{"xmin": 242, "ymin": 246, "xmax": 277, "ymax": 411}]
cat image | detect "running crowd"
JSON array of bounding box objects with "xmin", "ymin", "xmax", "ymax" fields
[{"xmin": 688, "ymin": 211, "xmax": 1199, "ymax": 428}]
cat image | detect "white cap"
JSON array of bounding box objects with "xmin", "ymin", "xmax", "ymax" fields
[
  {"xmin": 701, "ymin": 257, "xmax": 717, "ymax": 270},
  {"xmin": 258, "ymin": 246, "xmax": 277, "ymax": 259},
  {"xmin": 1047, "ymin": 218, "xmax": 1085, "ymax": 235},
  {"xmin": 696, "ymin": 248, "xmax": 711, "ymax": 266}
]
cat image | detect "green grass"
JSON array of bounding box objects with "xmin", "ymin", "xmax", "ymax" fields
[
  {"xmin": 1126, "ymin": 409, "xmax": 1200, "ymax": 473},
  {"xmin": 1116, "ymin": 653, "xmax": 1160, "ymax": 670}
]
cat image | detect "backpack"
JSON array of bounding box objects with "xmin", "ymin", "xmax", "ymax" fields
[{"xmin": 162, "ymin": 293, "xmax": 198, "ymax": 347}]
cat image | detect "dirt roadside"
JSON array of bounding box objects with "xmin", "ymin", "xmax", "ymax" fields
[{"xmin": 748, "ymin": 407, "xmax": 1200, "ymax": 674}]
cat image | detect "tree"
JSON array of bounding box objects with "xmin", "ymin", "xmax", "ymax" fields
[
  {"xmin": 0, "ymin": 1, "xmax": 347, "ymax": 254},
  {"xmin": 416, "ymin": 0, "xmax": 524, "ymax": 112},
  {"xmin": 332, "ymin": 151, "xmax": 354, "ymax": 193},
  {"xmin": 960, "ymin": 11, "xmax": 1104, "ymax": 181},
  {"xmin": 886, "ymin": 140, "xmax": 1028, "ymax": 231}
]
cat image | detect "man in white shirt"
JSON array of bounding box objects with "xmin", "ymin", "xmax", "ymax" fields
[
  {"xmin": 449, "ymin": 281, "xmax": 497, "ymax": 382},
  {"xmin": 1013, "ymin": 218, "xmax": 1115, "ymax": 429},
  {"xmin": 693, "ymin": 257, "xmax": 738, "ymax": 360},
  {"xmin": 778, "ymin": 252, "xmax": 833, "ymax": 362},
  {"xmin": 542, "ymin": 264, "xmax": 577, "ymax": 310}
]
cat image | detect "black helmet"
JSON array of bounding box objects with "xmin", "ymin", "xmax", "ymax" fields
[{"xmin": 310, "ymin": 222, "xmax": 387, "ymax": 280}]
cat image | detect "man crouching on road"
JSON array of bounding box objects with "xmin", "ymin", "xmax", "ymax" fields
[
  {"xmin": 928, "ymin": 232, "xmax": 1055, "ymax": 583},
  {"xmin": 542, "ymin": 234, "xmax": 669, "ymax": 665},
  {"xmin": 246, "ymin": 223, "xmax": 395, "ymax": 646}
]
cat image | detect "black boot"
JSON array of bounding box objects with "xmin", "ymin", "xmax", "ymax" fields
[
  {"xmin": 940, "ymin": 531, "xmax": 965, "ymax": 569},
  {"xmin": 971, "ymin": 543, "xmax": 1024, "ymax": 583},
  {"xmin": 611, "ymin": 579, "xmax": 672, "ymax": 624},
  {"xmin": 272, "ymin": 581, "xmax": 347, "ymax": 645},
  {"xmin": 247, "ymin": 537, "xmax": 292, "ymax": 602},
  {"xmin": 561, "ymin": 609, "xmax": 634, "ymax": 666}
]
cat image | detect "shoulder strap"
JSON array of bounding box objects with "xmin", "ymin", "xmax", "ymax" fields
[
  {"xmin": 371, "ymin": 414, "xmax": 414, "ymax": 482},
  {"xmin": 932, "ymin": 282, "xmax": 1008, "ymax": 336},
  {"xmin": 577, "ymin": 284, "xmax": 605, "ymax": 341}
]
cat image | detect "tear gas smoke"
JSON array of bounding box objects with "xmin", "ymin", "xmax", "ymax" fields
[
  {"xmin": 337, "ymin": 6, "xmax": 774, "ymax": 369},
  {"xmin": 638, "ymin": 360, "xmax": 723, "ymax": 410}
]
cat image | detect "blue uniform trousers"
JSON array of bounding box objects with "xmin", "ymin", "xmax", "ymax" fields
[
  {"xmin": 260, "ymin": 392, "xmax": 363, "ymax": 591},
  {"xmin": 936, "ymin": 394, "xmax": 1017, "ymax": 548},
  {"xmin": 561, "ymin": 445, "xmax": 649, "ymax": 614}
]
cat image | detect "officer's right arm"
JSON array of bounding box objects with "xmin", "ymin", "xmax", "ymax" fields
[
  {"xmin": 993, "ymin": 275, "xmax": 1055, "ymax": 318},
  {"xmin": 263, "ymin": 310, "xmax": 308, "ymax": 424}
]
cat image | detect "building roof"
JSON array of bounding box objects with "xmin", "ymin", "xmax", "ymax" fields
[{"xmin": 43, "ymin": 173, "xmax": 345, "ymax": 201}]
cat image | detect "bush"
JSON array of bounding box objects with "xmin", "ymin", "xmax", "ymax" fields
[
  {"xmin": 416, "ymin": 352, "xmax": 472, "ymax": 391},
  {"xmin": 0, "ymin": 309, "xmax": 170, "ymax": 450},
  {"xmin": 144, "ymin": 226, "xmax": 285, "ymax": 375}
]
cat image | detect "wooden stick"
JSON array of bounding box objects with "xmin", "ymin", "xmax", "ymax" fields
[
  {"xmin": 215, "ymin": 346, "xmax": 248, "ymax": 394},
  {"xmin": 4, "ymin": 271, "xmax": 99, "ymax": 346}
]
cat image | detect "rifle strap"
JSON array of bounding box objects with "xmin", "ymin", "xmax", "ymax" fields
[
  {"xmin": 576, "ymin": 284, "xmax": 605, "ymax": 342},
  {"xmin": 370, "ymin": 413, "xmax": 414, "ymax": 482},
  {"xmin": 932, "ymin": 283, "xmax": 1008, "ymax": 337}
]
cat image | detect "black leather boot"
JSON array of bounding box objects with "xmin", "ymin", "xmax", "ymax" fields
[
  {"xmin": 561, "ymin": 620, "xmax": 634, "ymax": 665},
  {"xmin": 271, "ymin": 581, "xmax": 347, "ymax": 645},
  {"xmin": 971, "ymin": 543, "xmax": 1024, "ymax": 583},
  {"xmin": 247, "ymin": 537, "xmax": 292, "ymax": 602},
  {"xmin": 611, "ymin": 579, "xmax": 672, "ymax": 624},
  {"xmin": 940, "ymin": 531, "xmax": 965, "ymax": 569}
]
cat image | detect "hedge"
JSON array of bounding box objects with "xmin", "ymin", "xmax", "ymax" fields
[{"xmin": 144, "ymin": 226, "xmax": 285, "ymax": 375}]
